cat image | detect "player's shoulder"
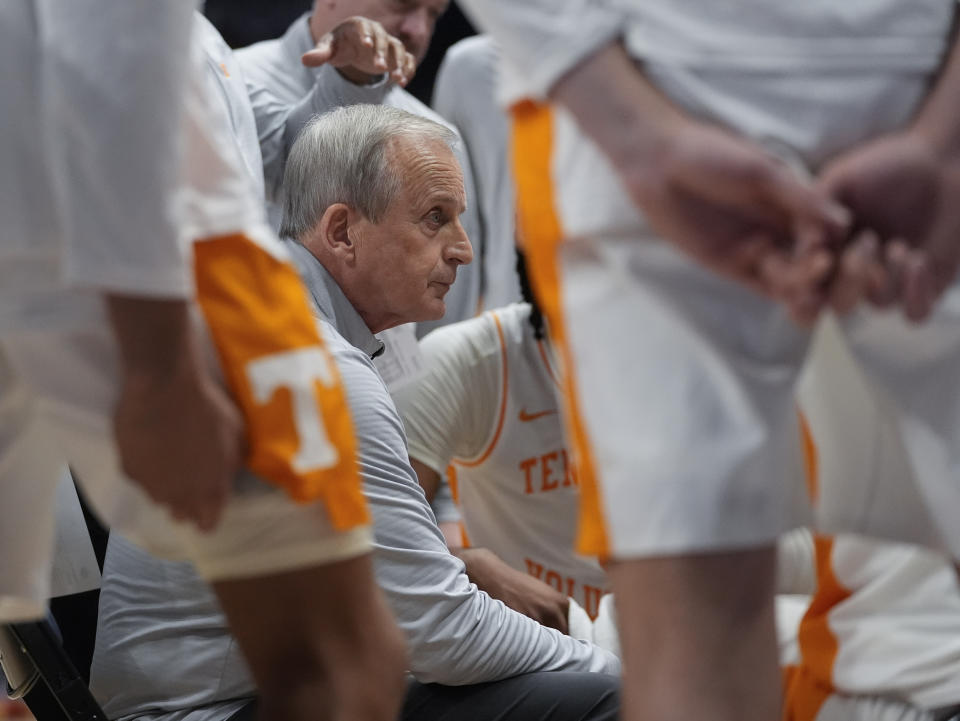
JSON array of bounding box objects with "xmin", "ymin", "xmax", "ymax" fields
[
  {"xmin": 420, "ymin": 303, "xmax": 531, "ymax": 364},
  {"xmin": 442, "ymin": 35, "xmax": 499, "ymax": 76}
]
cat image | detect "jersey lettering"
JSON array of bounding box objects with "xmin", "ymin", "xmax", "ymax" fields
[
  {"xmin": 247, "ymin": 347, "xmax": 339, "ymax": 472},
  {"xmin": 525, "ymin": 557, "xmax": 605, "ymax": 619},
  {"xmin": 519, "ymin": 447, "xmax": 578, "ymax": 494}
]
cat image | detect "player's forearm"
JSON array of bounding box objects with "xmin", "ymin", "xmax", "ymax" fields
[
  {"xmin": 106, "ymin": 296, "xmax": 200, "ymax": 382},
  {"xmin": 550, "ymin": 41, "xmax": 692, "ymax": 191},
  {"xmin": 911, "ymin": 26, "xmax": 960, "ymax": 157}
]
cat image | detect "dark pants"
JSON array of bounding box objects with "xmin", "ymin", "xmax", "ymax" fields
[{"xmin": 228, "ymin": 670, "xmax": 620, "ymax": 721}]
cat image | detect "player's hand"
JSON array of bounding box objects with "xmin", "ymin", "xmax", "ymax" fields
[
  {"xmin": 618, "ymin": 118, "xmax": 849, "ymax": 323},
  {"xmin": 457, "ymin": 547, "xmax": 570, "ymax": 633},
  {"xmin": 113, "ymin": 362, "xmax": 244, "ymax": 532},
  {"xmin": 817, "ymin": 130, "xmax": 960, "ymax": 322},
  {"xmin": 302, "ymin": 16, "xmax": 415, "ymax": 87}
]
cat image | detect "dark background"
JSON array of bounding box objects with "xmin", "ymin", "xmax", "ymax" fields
[{"xmin": 203, "ymin": 0, "xmax": 477, "ymax": 105}]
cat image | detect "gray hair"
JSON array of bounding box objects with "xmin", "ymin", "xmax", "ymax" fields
[{"xmin": 279, "ymin": 104, "xmax": 458, "ymax": 240}]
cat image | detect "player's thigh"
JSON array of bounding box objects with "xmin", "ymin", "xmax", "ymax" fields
[
  {"xmin": 835, "ymin": 292, "xmax": 960, "ymax": 555},
  {"xmin": 401, "ymin": 671, "xmax": 620, "ymax": 721},
  {"xmin": 556, "ymin": 237, "xmax": 810, "ymax": 558}
]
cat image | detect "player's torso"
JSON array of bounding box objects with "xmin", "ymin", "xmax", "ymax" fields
[{"xmin": 451, "ymin": 305, "xmax": 609, "ymax": 616}]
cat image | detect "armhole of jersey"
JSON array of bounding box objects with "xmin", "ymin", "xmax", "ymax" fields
[
  {"xmin": 453, "ymin": 312, "xmax": 509, "ymax": 468},
  {"xmin": 537, "ymin": 337, "xmax": 560, "ymax": 388}
]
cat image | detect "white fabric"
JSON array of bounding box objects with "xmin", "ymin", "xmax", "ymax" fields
[
  {"xmin": 457, "ymin": 0, "xmax": 621, "ymax": 104},
  {"xmin": 235, "ymin": 14, "xmax": 484, "ymax": 337},
  {"xmin": 0, "ymin": 0, "xmax": 197, "ymax": 334},
  {"xmin": 433, "ymin": 36, "xmax": 522, "ymax": 310},
  {"xmin": 822, "ymin": 536, "xmax": 960, "ymax": 710},
  {"xmin": 393, "ymin": 304, "xmax": 610, "ymax": 616},
  {"xmin": 778, "ymin": 528, "xmax": 817, "ymax": 596}
]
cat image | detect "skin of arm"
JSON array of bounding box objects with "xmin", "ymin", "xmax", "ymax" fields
[
  {"xmin": 816, "ymin": 25, "xmax": 960, "ymax": 322},
  {"xmin": 548, "ymin": 41, "xmax": 850, "ymax": 323},
  {"xmin": 107, "ymin": 296, "xmax": 244, "ymax": 531}
]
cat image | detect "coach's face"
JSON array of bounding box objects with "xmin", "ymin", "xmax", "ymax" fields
[{"xmin": 349, "ymin": 137, "xmax": 472, "ymax": 332}]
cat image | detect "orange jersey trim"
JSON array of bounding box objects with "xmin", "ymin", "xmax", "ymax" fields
[
  {"xmin": 510, "ymin": 100, "xmax": 610, "ymax": 559},
  {"xmin": 455, "ymin": 312, "xmax": 509, "ymax": 468},
  {"xmin": 193, "ymin": 233, "xmax": 368, "ymax": 530}
]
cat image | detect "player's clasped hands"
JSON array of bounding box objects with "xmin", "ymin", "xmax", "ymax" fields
[{"xmin": 624, "ymin": 113, "xmax": 960, "ymax": 326}]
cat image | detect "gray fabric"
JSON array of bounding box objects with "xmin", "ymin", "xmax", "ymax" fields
[
  {"xmin": 283, "ymin": 239, "xmax": 383, "ymax": 359},
  {"xmin": 235, "ymin": 13, "xmax": 484, "ymax": 335},
  {"xmin": 401, "ymin": 672, "xmax": 620, "ymax": 721},
  {"xmin": 90, "ymin": 259, "xmax": 618, "ymax": 721},
  {"xmin": 231, "ymin": 672, "xmax": 620, "ymax": 721}
]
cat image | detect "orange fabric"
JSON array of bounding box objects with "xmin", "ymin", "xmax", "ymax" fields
[
  {"xmin": 781, "ymin": 665, "xmax": 832, "ymax": 721},
  {"xmin": 782, "ymin": 535, "xmax": 851, "ymax": 721},
  {"xmin": 455, "ymin": 313, "xmax": 509, "ymax": 468},
  {"xmin": 193, "ymin": 233, "xmax": 368, "ymax": 530},
  {"xmin": 510, "ymin": 100, "xmax": 610, "ymax": 559},
  {"xmin": 445, "ymin": 465, "xmax": 471, "ymax": 547},
  {"xmin": 798, "ymin": 410, "xmax": 819, "ymax": 503}
]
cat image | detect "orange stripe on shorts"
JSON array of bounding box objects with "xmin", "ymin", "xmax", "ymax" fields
[
  {"xmin": 782, "ymin": 535, "xmax": 850, "ymax": 721},
  {"xmin": 193, "ymin": 233, "xmax": 368, "ymax": 530},
  {"xmin": 510, "ymin": 100, "xmax": 610, "ymax": 560}
]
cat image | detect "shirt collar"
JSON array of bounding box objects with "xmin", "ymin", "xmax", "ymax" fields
[{"xmin": 284, "ymin": 238, "xmax": 385, "ymax": 359}]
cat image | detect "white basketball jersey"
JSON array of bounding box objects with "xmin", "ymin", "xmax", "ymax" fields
[{"xmin": 446, "ymin": 305, "xmax": 609, "ymax": 617}]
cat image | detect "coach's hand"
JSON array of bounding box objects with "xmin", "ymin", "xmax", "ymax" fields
[
  {"xmin": 302, "ymin": 16, "xmax": 416, "ymax": 87},
  {"xmin": 456, "ymin": 547, "xmax": 570, "ymax": 633}
]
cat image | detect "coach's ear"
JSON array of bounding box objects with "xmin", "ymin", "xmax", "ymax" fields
[{"xmin": 303, "ymin": 202, "xmax": 358, "ymax": 264}]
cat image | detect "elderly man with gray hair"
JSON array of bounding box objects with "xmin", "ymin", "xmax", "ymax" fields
[{"xmin": 90, "ymin": 104, "xmax": 620, "ymax": 721}]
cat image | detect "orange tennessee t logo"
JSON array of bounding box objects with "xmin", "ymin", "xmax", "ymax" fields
[{"xmin": 518, "ymin": 407, "xmax": 557, "ymax": 423}]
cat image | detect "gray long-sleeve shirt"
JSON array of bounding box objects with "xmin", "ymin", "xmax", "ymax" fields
[
  {"xmin": 89, "ymin": 240, "xmax": 618, "ymax": 721},
  {"xmin": 235, "ymin": 14, "xmax": 484, "ymax": 336}
]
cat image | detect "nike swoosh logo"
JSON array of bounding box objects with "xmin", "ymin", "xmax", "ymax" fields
[{"xmin": 518, "ymin": 408, "xmax": 558, "ymax": 423}]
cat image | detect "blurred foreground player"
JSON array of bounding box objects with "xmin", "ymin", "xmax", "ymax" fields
[
  {"xmin": 461, "ymin": 2, "xmax": 960, "ymax": 721},
  {"xmin": 0, "ymin": 3, "xmax": 404, "ymax": 720}
]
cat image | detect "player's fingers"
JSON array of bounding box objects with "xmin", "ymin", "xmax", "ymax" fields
[
  {"xmin": 877, "ymin": 239, "xmax": 910, "ymax": 308},
  {"xmin": 766, "ymin": 164, "xmax": 852, "ymax": 243},
  {"xmin": 902, "ymin": 249, "xmax": 937, "ymax": 324},
  {"xmin": 830, "ymin": 229, "xmax": 879, "ymax": 316}
]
